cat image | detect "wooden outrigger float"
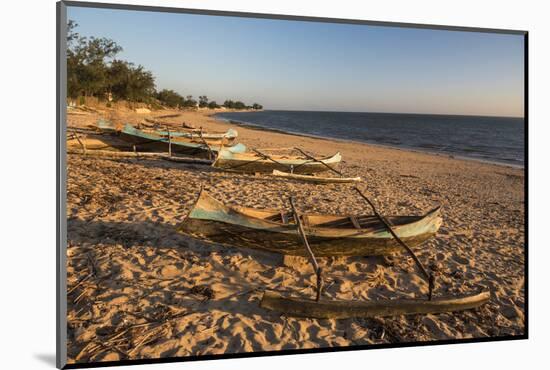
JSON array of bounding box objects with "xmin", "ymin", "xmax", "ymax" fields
[
  {"xmin": 260, "ymin": 290, "xmax": 491, "ymax": 319},
  {"xmin": 272, "ymin": 169, "xmax": 361, "ymax": 184},
  {"xmin": 258, "ymin": 187, "xmax": 489, "ymax": 318},
  {"xmin": 177, "ymin": 189, "xmax": 442, "ymax": 257}
]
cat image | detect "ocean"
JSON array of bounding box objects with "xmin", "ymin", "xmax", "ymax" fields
[{"xmin": 215, "ymin": 110, "xmax": 525, "ymax": 167}]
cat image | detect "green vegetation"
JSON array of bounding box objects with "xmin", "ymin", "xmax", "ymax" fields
[
  {"xmin": 155, "ymin": 89, "xmax": 185, "ymax": 108},
  {"xmin": 67, "ymin": 20, "xmax": 262, "ymax": 110}
]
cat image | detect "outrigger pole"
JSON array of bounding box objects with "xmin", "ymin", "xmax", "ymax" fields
[
  {"xmin": 354, "ymin": 187, "xmax": 435, "ymax": 300},
  {"xmin": 197, "ymin": 127, "xmax": 215, "ymax": 160},
  {"xmin": 289, "ymin": 196, "xmax": 323, "ymax": 302},
  {"xmin": 252, "ymin": 148, "xmax": 295, "ymax": 171},
  {"xmin": 293, "ymin": 147, "xmax": 344, "ymax": 177}
]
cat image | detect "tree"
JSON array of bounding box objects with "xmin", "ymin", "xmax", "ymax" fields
[
  {"xmin": 66, "ymin": 20, "xmax": 156, "ymax": 102},
  {"xmin": 207, "ymin": 101, "xmax": 220, "ymax": 109},
  {"xmin": 182, "ymin": 95, "xmax": 197, "ymax": 108},
  {"xmin": 233, "ymin": 101, "xmax": 246, "ymax": 110},
  {"xmin": 71, "ymin": 36, "xmax": 123, "ymax": 97},
  {"xmin": 156, "ymin": 89, "xmax": 185, "ymax": 108},
  {"xmin": 198, "ymin": 95, "xmax": 209, "ymax": 108},
  {"xmin": 252, "ymin": 103, "xmax": 263, "ymax": 110}
]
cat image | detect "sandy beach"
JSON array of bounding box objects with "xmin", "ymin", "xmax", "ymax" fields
[{"xmin": 66, "ymin": 107, "xmax": 525, "ymax": 364}]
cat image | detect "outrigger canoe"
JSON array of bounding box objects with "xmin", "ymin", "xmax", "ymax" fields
[
  {"xmin": 119, "ymin": 124, "xmax": 246, "ymax": 157},
  {"xmin": 95, "ymin": 119, "xmax": 238, "ymax": 141},
  {"xmin": 272, "ymin": 169, "xmax": 361, "ymax": 183},
  {"xmin": 212, "ymin": 149, "xmax": 342, "ymax": 174},
  {"xmin": 177, "ymin": 190, "xmax": 443, "ymax": 256}
]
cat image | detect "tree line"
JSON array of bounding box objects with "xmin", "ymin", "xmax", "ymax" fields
[{"xmin": 66, "ymin": 20, "xmax": 263, "ymax": 110}]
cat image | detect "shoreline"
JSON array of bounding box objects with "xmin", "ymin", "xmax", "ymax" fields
[
  {"xmin": 214, "ymin": 115, "xmax": 523, "ymax": 169},
  {"xmin": 212, "ymin": 112, "xmax": 524, "ymax": 169}
]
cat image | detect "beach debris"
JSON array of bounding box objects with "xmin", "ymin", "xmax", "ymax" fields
[{"xmin": 189, "ymin": 285, "xmax": 215, "ymax": 301}]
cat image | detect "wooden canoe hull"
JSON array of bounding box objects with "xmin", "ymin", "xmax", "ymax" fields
[
  {"xmin": 176, "ymin": 190, "xmax": 443, "ymax": 257},
  {"xmin": 212, "ymin": 150, "xmax": 342, "ymax": 174},
  {"xmin": 259, "ymin": 290, "xmax": 491, "ymax": 319},
  {"xmin": 272, "ymin": 170, "xmax": 361, "ymax": 183},
  {"xmin": 178, "ymin": 218, "xmax": 438, "ymax": 256}
]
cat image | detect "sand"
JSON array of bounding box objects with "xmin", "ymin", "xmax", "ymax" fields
[{"xmin": 66, "ymin": 107, "xmax": 525, "ymax": 364}]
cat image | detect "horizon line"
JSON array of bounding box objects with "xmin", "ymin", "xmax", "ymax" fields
[{"xmin": 240, "ymin": 108, "xmax": 525, "ymax": 119}]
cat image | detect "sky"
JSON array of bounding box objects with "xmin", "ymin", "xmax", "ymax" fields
[{"xmin": 67, "ymin": 6, "xmax": 525, "ymax": 117}]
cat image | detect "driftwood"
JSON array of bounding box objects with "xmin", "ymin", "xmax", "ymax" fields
[
  {"xmin": 67, "ymin": 149, "xmax": 213, "ymax": 165},
  {"xmin": 260, "ymin": 290, "xmax": 490, "ymax": 319}
]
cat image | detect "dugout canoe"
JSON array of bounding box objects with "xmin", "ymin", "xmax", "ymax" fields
[
  {"xmin": 212, "ymin": 149, "xmax": 342, "ymax": 174},
  {"xmin": 272, "ymin": 169, "xmax": 361, "ymax": 183},
  {"xmin": 177, "ymin": 190, "xmax": 443, "ymax": 257},
  {"xmin": 119, "ymin": 124, "xmax": 246, "ymax": 157},
  {"xmin": 259, "ymin": 290, "xmax": 490, "ymax": 319}
]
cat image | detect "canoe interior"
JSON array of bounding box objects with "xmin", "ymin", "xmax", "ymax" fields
[
  {"xmin": 232, "ymin": 204, "xmax": 435, "ymax": 231},
  {"xmin": 217, "ymin": 150, "xmax": 341, "ymax": 163},
  {"xmin": 213, "ymin": 150, "xmax": 342, "ymax": 174}
]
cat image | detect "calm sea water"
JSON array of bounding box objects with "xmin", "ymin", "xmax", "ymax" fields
[{"xmin": 215, "ymin": 110, "xmax": 525, "ymax": 167}]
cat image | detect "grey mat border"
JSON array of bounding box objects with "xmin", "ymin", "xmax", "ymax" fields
[{"xmin": 57, "ymin": 1, "xmax": 68, "ymax": 369}]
